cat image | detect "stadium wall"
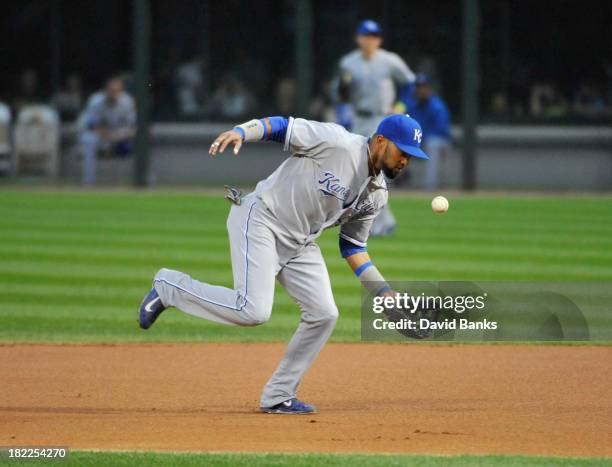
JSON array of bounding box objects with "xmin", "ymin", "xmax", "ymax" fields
[{"xmin": 61, "ymin": 124, "xmax": 612, "ymax": 190}]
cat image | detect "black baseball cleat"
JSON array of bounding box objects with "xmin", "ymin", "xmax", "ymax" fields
[{"xmin": 138, "ymin": 287, "xmax": 166, "ymax": 330}]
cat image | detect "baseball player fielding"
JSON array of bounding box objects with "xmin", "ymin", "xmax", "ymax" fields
[{"xmin": 138, "ymin": 113, "xmax": 429, "ymax": 414}]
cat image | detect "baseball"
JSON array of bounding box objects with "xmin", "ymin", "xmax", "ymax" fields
[{"xmin": 431, "ymin": 196, "xmax": 449, "ymax": 213}]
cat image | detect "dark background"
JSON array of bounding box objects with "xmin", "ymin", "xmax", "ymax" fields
[{"xmin": 1, "ymin": 0, "xmax": 610, "ymax": 123}]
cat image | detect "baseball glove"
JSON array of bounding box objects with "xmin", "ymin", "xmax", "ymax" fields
[
  {"xmin": 224, "ymin": 185, "xmax": 243, "ymax": 205},
  {"xmin": 383, "ymin": 301, "xmax": 441, "ymax": 340}
]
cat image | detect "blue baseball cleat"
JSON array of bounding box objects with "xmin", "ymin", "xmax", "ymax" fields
[
  {"xmin": 261, "ymin": 398, "xmax": 316, "ymax": 414},
  {"xmin": 138, "ymin": 287, "xmax": 167, "ymax": 330}
]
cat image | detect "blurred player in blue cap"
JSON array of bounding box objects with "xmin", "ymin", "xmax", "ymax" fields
[
  {"xmin": 334, "ymin": 19, "xmax": 416, "ymax": 236},
  {"xmin": 396, "ymin": 74, "xmax": 451, "ymax": 190}
]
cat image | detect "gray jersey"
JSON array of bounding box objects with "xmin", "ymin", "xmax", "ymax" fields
[
  {"xmin": 339, "ymin": 49, "xmax": 415, "ymax": 115},
  {"xmin": 254, "ymin": 117, "xmax": 388, "ymax": 247},
  {"xmin": 79, "ymin": 91, "xmax": 136, "ymax": 132}
]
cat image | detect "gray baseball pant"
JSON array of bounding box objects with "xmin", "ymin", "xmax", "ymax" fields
[
  {"xmin": 153, "ymin": 195, "xmax": 338, "ymax": 407},
  {"xmin": 80, "ymin": 131, "xmax": 103, "ymax": 186},
  {"xmin": 423, "ymin": 137, "xmax": 451, "ymax": 190}
]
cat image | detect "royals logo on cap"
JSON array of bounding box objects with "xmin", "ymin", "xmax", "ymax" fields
[
  {"xmin": 414, "ymin": 129, "xmax": 423, "ymax": 144},
  {"xmin": 375, "ymin": 114, "xmax": 429, "ymax": 160}
]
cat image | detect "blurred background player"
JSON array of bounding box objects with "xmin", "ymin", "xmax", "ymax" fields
[
  {"xmin": 335, "ymin": 19, "xmax": 416, "ymax": 236},
  {"xmin": 396, "ymin": 74, "xmax": 451, "ymax": 190},
  {"xmin": 78, "ymin": 76, "xmax": 136, "ymax": 185}
]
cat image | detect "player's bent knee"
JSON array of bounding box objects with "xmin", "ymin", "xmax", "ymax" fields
[
  {"xmin": 325, "ymin": 307, "xmax": 339, "ymax": 323},
  {"xmin": 301, "ymin": 304, "xmax": 339, "ymax": 324},
  {"xmin": 154, "ymin": 268, "xmax": 174, "ymax": 281},
  {"xmin": 246, "ymin": 315, "xmax": 269, "ymax": 326},
  {"xmin": 313, "ymin": 306, "xmax": 339, "ymax": 324},
  {"xmin": 79, "ymin": 131, "xmax": 99, "ymax": 149},
  {"xmin": 241, "ymin": 300, "xmax": 272, "ymax": 326},
  {"xmin": 242, "ymin": 312, "xmax": 270, "ymax": 326}
]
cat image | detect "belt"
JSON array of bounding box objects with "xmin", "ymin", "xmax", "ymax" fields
[{"xmin": 355, "ymin": 109, "xmax": 375, "ymax": 118}]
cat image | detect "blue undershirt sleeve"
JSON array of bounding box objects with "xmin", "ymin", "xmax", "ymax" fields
[
  {"xmin": 339, "ymin": 236, "xmax": 367, "ymax": 258},
  {"xmin": 398, "ymin": 83, "xmax": 415, "ymax": 106},
  {"xmin": 259, "ymin": 116, "xmax": 289, "ymax": 143}
]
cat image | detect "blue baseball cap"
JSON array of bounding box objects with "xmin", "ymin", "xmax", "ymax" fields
[
  {"xmin": 376, "ymin": 114, "xmax": 429, "ymax": 160},
  {"xmin": 356, "ymin": 20, "xmax": 382, "ymax": 36},
  {"xmin": 415, "ymin": 73, "xmax": 432, "ymax": 85}
]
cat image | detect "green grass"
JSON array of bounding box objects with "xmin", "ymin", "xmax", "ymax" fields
[
  {"xmin": 1, "ymin": 190, "xmax": 611, "ymax": 343},
  {"xmin": 1, "ymin": 451, "xmax": 610, "ymax": 467}
]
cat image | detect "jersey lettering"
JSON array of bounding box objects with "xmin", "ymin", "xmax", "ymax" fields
[{"xmin": 318, "ymin": 171, "xmax": 351, "ymax": 202}]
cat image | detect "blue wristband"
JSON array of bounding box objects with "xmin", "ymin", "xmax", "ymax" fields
[
  {"xmin": 234, "ymin": 127, "xmax": 246, "ymax": 140},
  {"xmin": 354, "ymin": 261, "xmax": 373, "ymax": 277}
]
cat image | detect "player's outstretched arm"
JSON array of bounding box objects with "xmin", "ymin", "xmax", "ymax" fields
[
  {"xmin": 340, "ymin": 237, "xmax": 392, "ymax": 297},
  {"xmin": 342, "ymin": 238, "xmax": 438, "ymax": 339},
  {"xmin": 209, "ymin": 117, "xmax": 289, "ymax": 156}
]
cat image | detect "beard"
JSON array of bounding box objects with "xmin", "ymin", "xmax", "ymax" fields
[{"xmin": 382, "ymin": 165, "xmax": 398, "ymax": 179}]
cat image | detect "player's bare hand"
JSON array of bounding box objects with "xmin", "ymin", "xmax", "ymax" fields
[{"xmin": 209, "ymin": 130, "xmax": 243, "ymax": 156}]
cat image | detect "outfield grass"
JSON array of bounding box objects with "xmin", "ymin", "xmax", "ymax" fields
[
  {"xmin": 1, "ymin": 451, "xmax": 609, "ymax": 467},
  {"xmin": 1, "ymin": 190, "xmax": 611, "ymax": 343}
]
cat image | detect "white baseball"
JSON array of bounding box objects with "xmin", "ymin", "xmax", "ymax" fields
[{"xmin": 431, "ymin": 196, "xmax": 449, "ymax": 214}]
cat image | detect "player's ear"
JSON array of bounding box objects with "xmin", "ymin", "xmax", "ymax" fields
[{"xmin": 376, "ymin": 135, "xmax": 387, "ymax": 148}]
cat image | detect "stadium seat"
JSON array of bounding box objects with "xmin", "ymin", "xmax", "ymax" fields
[
  {"xmin": 0, "ymin": 102, "xmax": 11, "ymax": 173},
  {"xmin": 13, "ymin": 105, "xmax": 60, "ymax": 177}
]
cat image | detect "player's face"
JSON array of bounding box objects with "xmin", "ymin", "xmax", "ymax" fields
[
  {"xmin": 415, "ymin": 84, "xmax": 433, "ymax": 100},
  {"xmin": 105, "ymin": 79, "xmax": 124, "ymax": 102},
  {"xmin": 356, "ymin": 35, "xmax": 382, "ymax": 55},
  {"xmin": 381, "ymin": 141, "xmax": 410, "ymax": 179}
]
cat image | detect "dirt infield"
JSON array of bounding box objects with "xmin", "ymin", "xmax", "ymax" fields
[{"xmin": 1, "ymin": 343, "xmax": 610, "ymax": 457}]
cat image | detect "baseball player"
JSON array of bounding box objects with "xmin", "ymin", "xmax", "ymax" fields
[
  {"xmin": 336, "ymin": 19, "xmax": 416, "ymax": 236},
  {"xmin": 397, "ymin": 74, "xmax": 451, "ymax": 190},
  {"xmin": 138, "ymin": 114, "xmax": 429, "ymax": 414}
]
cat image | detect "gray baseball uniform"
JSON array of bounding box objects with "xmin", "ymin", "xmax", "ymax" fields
[
  {"xmin": 339, "ymin": 48, "xmax": 415, "ymax": 136},
  {"xmin": 153, "ymin": 118, "xmax": 387, "ymax": 407},
  {"xmin": 338, "ymin": 49, "xmax": 414, "ymax": 236}
]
